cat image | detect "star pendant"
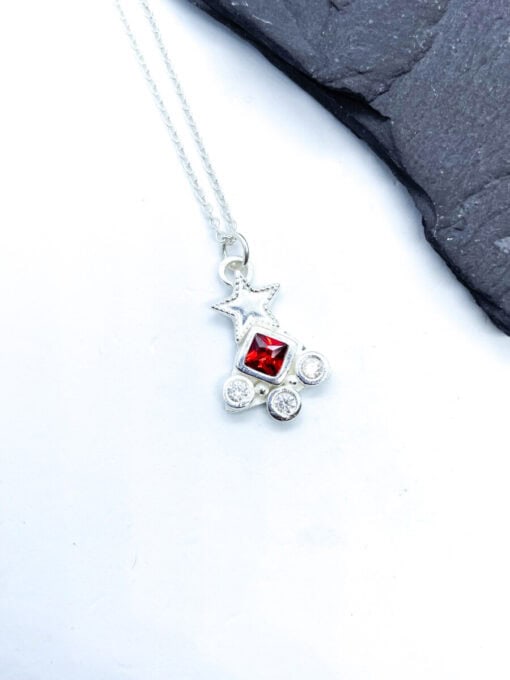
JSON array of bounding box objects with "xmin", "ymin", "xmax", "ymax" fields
[{"xmin": 212, "ymin": 273, "xmax": 280, "ymax": 343}]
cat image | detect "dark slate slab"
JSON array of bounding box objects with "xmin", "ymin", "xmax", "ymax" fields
[{"xmin": 190, "ymin": 0, "xmax": 510, "ymax": 334}]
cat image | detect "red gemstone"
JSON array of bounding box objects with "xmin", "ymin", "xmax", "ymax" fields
[{"xmin": 244, "ymin": 333, "xmax": 289, "ymax": 377}]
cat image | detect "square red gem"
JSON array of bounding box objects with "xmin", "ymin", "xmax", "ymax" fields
[{"xmin": 244, "ymin": 332, "xmax": 289, "ymax": 377}]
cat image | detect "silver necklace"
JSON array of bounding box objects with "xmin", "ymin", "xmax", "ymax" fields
[{"xmin": 116, "ymin": 0, "xmax": 329, "ymax": 422}]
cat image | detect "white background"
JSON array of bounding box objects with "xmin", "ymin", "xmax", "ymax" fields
[{"xmin": 1, "ymin": 1, "xmax": 510, "ymax": 678}]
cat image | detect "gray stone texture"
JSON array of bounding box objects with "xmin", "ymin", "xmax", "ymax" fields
[{"xmin": 191, "ymin": 0, "xmax": 510, "ymax": 333}]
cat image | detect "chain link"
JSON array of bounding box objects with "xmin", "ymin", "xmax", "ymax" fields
[{"xmin": 115, "ymin": 0, "xmax": 238, "ymax": 245}]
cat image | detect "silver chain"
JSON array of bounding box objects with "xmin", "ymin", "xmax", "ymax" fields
[{"xmin": 115, "ymin": 0, "xmax": 238, "ymax": 245}]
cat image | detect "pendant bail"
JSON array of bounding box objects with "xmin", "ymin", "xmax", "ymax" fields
[{"xmin": 221, "ymin": 232, "xmax": 249, "ymax": 267}]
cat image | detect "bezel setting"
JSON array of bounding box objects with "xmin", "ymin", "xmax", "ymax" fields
[
  {"xmin": 267, "ymin": 386, "xmax": 302, "ymax": 421},
  {"xmin": 236, "ymin": 325, "xmax": 298, "ymax": 385},
  {"xmin": 223, "ymin": 375, "xmax": 255, "ymax": 410},
  {"xmin": 213, "ymin": 271, "xmax": 330, "ymax": 421},
  {"xmin": 296, "ymin": 351, "xmax": 329, "ymax": 386}
]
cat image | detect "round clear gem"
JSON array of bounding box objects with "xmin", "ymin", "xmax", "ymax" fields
[
  {"xmin": 267, "ymin": 387, "xmax": 301, "ymax": 421},
  {"xmin": 223, "ymin": 376, "xmax": 255, "ymax": 409},
  {"xmin": 296, "ymin": 352, "xmax": 328, "ymax": 385}
]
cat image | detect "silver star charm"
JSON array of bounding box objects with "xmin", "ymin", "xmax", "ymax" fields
[{"xmin": 212, "ymin": 273, "xmax": 280, "ymax": 342}]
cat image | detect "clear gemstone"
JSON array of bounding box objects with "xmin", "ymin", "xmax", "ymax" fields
[
  {"xmin": 267, "ymin": 387, "xmax": 301, "ymax": 421},
  {"xmin": 224, "ymin": 376, "xmax": 255, "ymax": 409},
  {"xmin": 296, "ymin": 352, "xmax": 328, "ymax": 385}
]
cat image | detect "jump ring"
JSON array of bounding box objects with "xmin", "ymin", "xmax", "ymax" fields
[
  {"xmin": 221, "ymin": 232, "xmax": 249, "ymax": 267},
  {"xmin": 219, "ymin": 255, "xmax": 253, "ymax": 286}
]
